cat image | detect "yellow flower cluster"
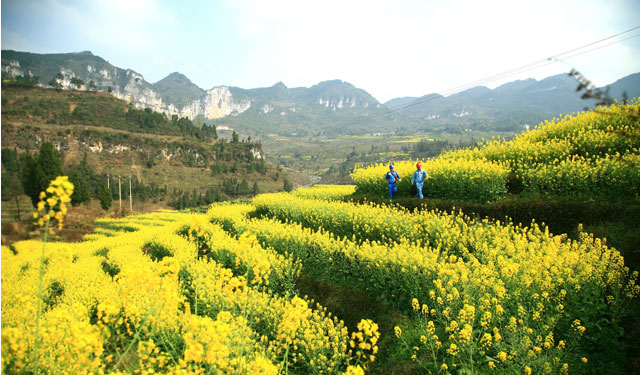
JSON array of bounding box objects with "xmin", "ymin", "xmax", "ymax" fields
[
  {"xmin": 33, "ymin": 175, "xmax": 74, "ymax": 231},
  {"xmin": 179, "ymin": 312, "xmax": 274, "ymax": 374},
  {"xmin": 3, "ymin": 305, "xmax": 104, "ymax": 374},
  {"xmin": 349, "ymin": 319, "xmax": 380, "ymax": 365}
]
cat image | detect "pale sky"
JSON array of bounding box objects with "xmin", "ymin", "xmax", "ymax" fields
[{"xmin": 2, "ymin": 0, "xmax": 639, "ymax": 103}]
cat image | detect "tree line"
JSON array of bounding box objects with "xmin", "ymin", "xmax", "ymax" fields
[
  {"xmin": 1, "ymin": 143, "xmax": 169, "ymax": 216},
  {"xmin": 1, "ymin": 141, "xmax": 281, "ymax": 215}
]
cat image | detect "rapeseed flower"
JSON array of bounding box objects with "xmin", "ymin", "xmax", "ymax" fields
[{"xmin": 33, "ymin": 176, "xmax": 74, "ymax": 231}]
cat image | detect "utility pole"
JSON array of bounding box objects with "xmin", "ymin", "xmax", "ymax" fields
[
  {"xmin": 129, "ymin": 176, "xmax": 132, "ymax": 212},
  {"xmin": 107, "ymin": 174, "xmax": 110, "ymax": 189},
  {"xmin": 118, "ymin": 176, "xmax": 122, "ymax": 211}
]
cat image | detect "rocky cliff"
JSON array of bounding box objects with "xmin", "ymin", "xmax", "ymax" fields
[{"xmin": 1, "ymin": 50, "xmax": 378, "ymax": 124}]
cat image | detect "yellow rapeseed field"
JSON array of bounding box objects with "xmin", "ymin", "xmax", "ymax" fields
[
  {"xmin": 4, "ymin": 98, "xmax": 639, "ymax": 375},
  {"xmin": 2, "ymin": 192, "xmax": 374, "ymax": 374},
  {"xmin": 352, "ymin": 100, "xmax": 640, "ymax": 201}
]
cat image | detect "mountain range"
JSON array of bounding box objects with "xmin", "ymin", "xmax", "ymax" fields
[
  {"xmin": 386, "ymin": 73, "xmax": 640, "ymax": 132},
  {"xmin": 2, "ymin": 50, "xmax": 638, "ymax": 136}
]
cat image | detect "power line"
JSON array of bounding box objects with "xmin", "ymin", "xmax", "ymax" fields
[
  {"xmin": 393, "ymin": 27, "xmax": 640, "ymax": 112},
  {"xmin": 552, "ymin": 32, "xmax": 640, "ymax": 70},
  {"xmin": 325, "ymin": 26, "xmax": 640, "ymax": 133}
]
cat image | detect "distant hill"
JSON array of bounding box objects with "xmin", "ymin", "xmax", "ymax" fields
[
  {"xmin": 212, "ymin": 80, "xmax": 415, "ymax": 136},
  {"xmin": 153, "ymin": 72, "xmax": 205, "ymax": 109},
  {"xmin": 1, "ymin": 50, "xmax": 129, "ymax": 89},
  {"xmin": 603, "ymin": 72, "xmax": 640, "ymax": 101},
  {"xmin": 384, "ymin": 73, "xmax": 640, "ymax": 132},
  {"xmin": 385, "ymin": 96, "xmax": 421, "ymax": 109}
]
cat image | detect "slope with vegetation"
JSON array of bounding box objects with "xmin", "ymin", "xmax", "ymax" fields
[
  {"xmin": 385, "ymin": 73, "xmax": 640, "ymax": 133},
  {"xmin": 1, "ymin": 84, "xmax": 304, "ymax": 240}
]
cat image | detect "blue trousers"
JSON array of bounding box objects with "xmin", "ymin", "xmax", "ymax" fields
[
  {"xmin": 415, "ymin": 182, "xmax": 424, "ymax": 199},
  {"xmin": 388, "ymin": 183, "xmax": 397, "ymax": 199}
]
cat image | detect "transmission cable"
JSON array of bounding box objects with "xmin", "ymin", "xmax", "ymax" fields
[{"xmin": 322, "ymin": 25, "xmax": 640, "ymax": 133}]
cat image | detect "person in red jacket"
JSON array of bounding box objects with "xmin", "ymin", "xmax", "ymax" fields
[{"xmin": 411, "ymin": 162, "xmax": 429, "ymax": 199}]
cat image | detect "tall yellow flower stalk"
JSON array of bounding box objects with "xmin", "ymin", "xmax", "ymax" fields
[{"xmin": 32, "ymin": 176, "xmax": 74, "ymax": 374}]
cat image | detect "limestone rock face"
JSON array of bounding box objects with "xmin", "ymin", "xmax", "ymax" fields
[
  {"xmin": 109, "ymin": 74, "xmax": 251, "ymax": 120},
  {"xmin": 180, "ymin": 86, "xmax": 251, "ymax": 119},
  {"xmin": 1, "ymin": 54, "xmax": 251, "ymax": 121},
  {"xmin": 111, "ymin": 70, "xmax": 169, "ymax": 114},
  {"xmin": 317, "ymin": 96, "xmax": 374, "ymax": 111},
  {"xmin": 112, "ymin": 77, "xmax": 252, "ymax": 120},
  {"xmin": 2, "ymin": 60, "xmax": 23, "ymax": 77}
]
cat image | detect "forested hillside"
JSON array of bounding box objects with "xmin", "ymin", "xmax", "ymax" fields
[{"xmin": 1, "ymin": 85, "xmax": 303, "ymax": 221}]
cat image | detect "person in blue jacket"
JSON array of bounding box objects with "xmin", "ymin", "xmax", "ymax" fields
[
  {"xmin": 385, "ymin": 164, "xmax": 400, "ymax": 199},
  {"xmin": 411, "ymin": 162, "xmax": 429, "ymax": 199}
]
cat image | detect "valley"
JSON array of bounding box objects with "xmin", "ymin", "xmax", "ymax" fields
[{"xmin": 2, "ymin": 48, "xmax": 639, "ymax": 375}]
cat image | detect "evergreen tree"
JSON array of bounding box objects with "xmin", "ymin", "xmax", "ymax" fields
[
  {"xmin": 2, "ymin": 171, "xmax": 25, "ymax": 219},
  {"xmin": 98, "ymin": 182, "xmax": 112, "ymax": 211},
  {"xmin": 283, "ymin": 178, "xmax": 293, "ymax": 192},
  {"xmin": 238, "ymin": 179, "xmax": 249, "ymax": 195},
  {"xmin": 252, "ymin": 182, "xmax": 260, "ymax": 195},
  {"xmin": 2, "ymin": 172, "xmax": 20, "ymax": 201},
  {"xmin": 79, "ymin": 153, "xmax": 90, "ymax": 175},
  {"xmin": 210, "ymin": 124, "xmax": 218, "ymax": 140},
  {"xmin": 35, "ymin": 142, "xmax": 63, "ymax": 197},
  {"xmin": 1, "ymin": 148, "xmax": 20, "ymax": 173},
  {"xmin": 21, "ymin": 152, "xmax": 39, "ymax": 206},
  {"xmin": 69, "ymin": 171, "xmax": 91, "ymax": 206}
]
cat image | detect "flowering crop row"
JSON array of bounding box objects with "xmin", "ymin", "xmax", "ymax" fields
[
  {"xmin": 441, "ymin": 101, "xmax": 640, "ymax": 200},
  {"xmin": 208, "ymin": 203, "xmax": 455, "ymax": 309},
  {"xmin": 443, "ymin": 101, "xmax": 640, "ymax": 168},
  {"xmin": 513, "ymin": 101, "xmax": 639, "ymax": 158},
  {"xmin": 178, "ymin": 216, "xmax": 302, "ymax": 295},
  {"xmin": 2, "ymin": 210, "xmax": 370, "ymax": 374},
  {"xmin": 351, "ymin": 158, "xmax": 509, "ymax": 202},
  {"xmin": 292, "ymin": 184, "xmax": 356, "ymax": 201},
  {"xmin": 248, "ymin": 191, "xmax": 639, "ymax": 373},
  {"xmin": 519, "ymin": 153, "xmax": 640, "ymax": 199},
  {"xmin": 351, "ymin": 100, "xmax": 640, "ymax": 201},
  {"xmin": 252, "ymin": 192, "xmax": 468, "ymax": 246}
]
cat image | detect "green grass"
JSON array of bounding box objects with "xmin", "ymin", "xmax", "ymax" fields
[{"xmin": 296, "ymin": 273, "xmax": 420, "ymax": 375}]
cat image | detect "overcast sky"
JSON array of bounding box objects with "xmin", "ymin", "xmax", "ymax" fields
[{"xmin": 2, "ymin": 0, "xmax": 639, "ymax": 102}]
